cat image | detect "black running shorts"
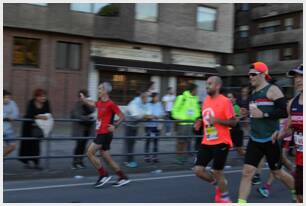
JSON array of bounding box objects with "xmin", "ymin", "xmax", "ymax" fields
[
  {"xmin": 94, "ymin": 133, "xmax": 113, "ymax": 151},
  {"xmin": 244, "ymin": 139, "xmax": 282, "ymax": 170},
  {"xmin": 195, "ymin": 143, "xmax": 230, "ymax": 170},
  {"xmin": 230, "ymin": 126, "xmax": 244, "ymax": 147},
  {"xmin": 295, "ymin": 166, "xmax": 303, "ymax": 195}
]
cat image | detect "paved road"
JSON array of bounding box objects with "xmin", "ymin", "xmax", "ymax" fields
[{"xmin": 4, "ymin": 168, "xmax": 293, "ymax": 203}]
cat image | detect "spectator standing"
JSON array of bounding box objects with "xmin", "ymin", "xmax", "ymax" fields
[
  {"xmin": 124, "ymin": 92, "xmax": 151, "ymax": 168},
  {"xmin": 19, "ymin": 89, "xmax": 52, "ymax": 170},
  {"xmin": 162, "ymin": 87, "xmax": 176, "ymax": 136},
  {"xmin": 144, "ymin": 93, "xmax": 165, "ymax": 163},
  {"xmin": 71, "ymin": 89, "xmax": 95, "ymax": 169},
  {"xmin": 172, "ymin": 83, "xmax": 201, "ymax": 165},
  {"xmin": 237, "ymin": 86, "xmax": 251, "ymax": 110},
  {"xmin": 227, "ymin": 92, "xmax": 246, "ymax": 156},
  {"xmin": 3, "ymin": 90, "xmax": 19, "ymax": 156}
]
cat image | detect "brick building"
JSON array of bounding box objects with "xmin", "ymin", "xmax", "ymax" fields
[{"xmin": 4, "ymin": 3, "xmax": 235, "ymax": 117}]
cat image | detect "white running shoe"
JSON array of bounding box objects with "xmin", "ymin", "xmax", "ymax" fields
[{"xmin": 112, "ymin": 178, "xmax": 131, "ymax": 187}]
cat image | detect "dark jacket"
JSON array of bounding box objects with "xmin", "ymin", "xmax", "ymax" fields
[
  {"xmin": 19, "ymin": 99, "xmax": 52, "ymax": 165},
  {"xmin": 70, "ymin": 101, "xmax": 95, "ymax": 137}
]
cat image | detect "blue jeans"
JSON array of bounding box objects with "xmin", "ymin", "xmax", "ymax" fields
[
  {"xmin": 125, "ymin": 126, "xmax": 138, "ymax": 162},
  {"xmin": 144, "ymin": 127, "xmax": 160, "ymax": 158},
  {"xmin": 4, "ymin": 132, "xmax": 15, "ymax": 145},
  {"xmin": 164, "ymin": 112, "xmax": 173, "ymax": 134}
]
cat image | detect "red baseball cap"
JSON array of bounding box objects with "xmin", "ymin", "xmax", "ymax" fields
[{"xmin": 249, "ymin": 61, "xmax": 272, "ymax": 81}]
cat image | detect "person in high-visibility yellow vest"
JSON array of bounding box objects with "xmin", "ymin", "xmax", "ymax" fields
[{"xmin": 171, "ymin": 83, "xmax": 201, "ymax": 164}]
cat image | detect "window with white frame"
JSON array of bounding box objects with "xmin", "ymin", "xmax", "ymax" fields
[
  {"xmin": 197, "ymin": 6, "xmax": 217, "ymax": 31},
  {"xmin": 70, "ymin": 3, "xmax": 92, "ymax": 13},
  {"xmin": 28, "ymin": 3, "xmax": 47, "ymax": 6},
  {"xmin": 135, "ymin": 3, "xmax": 158, "ymax": 22},
  {"xmin": 70, "ymin": 3, "xmax": 119, "ymax": 16}
]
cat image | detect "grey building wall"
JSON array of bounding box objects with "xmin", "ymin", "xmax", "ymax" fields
[
  {"xmin": 4, "ymin": 4, "xmax": 95, "ymax": 36},
  {"xmin": 251, "ymin": 3, "xmax": 302, "ymax": 20},
  {"xmin": 134, "ymin": 3, "xmax": 234, "ymax": 53},
  {"xmin": 4, "ymin": 3, "xmax": 234, "ymax": 54}
]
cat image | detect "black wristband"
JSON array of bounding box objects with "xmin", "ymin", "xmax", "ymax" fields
[{"xmin": 265, "ymin": 97, "xmax": 288, "ymax": 119}]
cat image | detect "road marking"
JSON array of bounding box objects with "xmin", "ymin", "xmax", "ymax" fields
[{"xmin": 4, "ymin": 168, "xmax": 269, "ymax": 192}]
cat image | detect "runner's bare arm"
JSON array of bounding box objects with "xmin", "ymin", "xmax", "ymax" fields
[
  {"xmin": 215, "ymin": 117, "xmax": 237, "ymax": 127},
  {"xmin": 114, "ymin": 111, "xmax": 125, "ymax": 127},
  {"xmin": 267, "ymin": 85, "xmax": 285, "ymax": 100},
  {"xmin": 79, "ymin": 92, "xmax": 95, "ymax": 108}
]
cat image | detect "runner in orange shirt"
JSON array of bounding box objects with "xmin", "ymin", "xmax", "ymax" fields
[{"xmin": 193, "ymin": 76, "xmax": 237, "ymax": 203}]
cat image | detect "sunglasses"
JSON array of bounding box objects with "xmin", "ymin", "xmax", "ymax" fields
[{"xmin": 249, "ymin": 72, "xmax": 261, "ymax": 77}]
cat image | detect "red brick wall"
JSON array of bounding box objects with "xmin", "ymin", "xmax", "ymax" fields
[{"xmin": 3, "ymin": 28, "xmax": 91, "ymax": 117}]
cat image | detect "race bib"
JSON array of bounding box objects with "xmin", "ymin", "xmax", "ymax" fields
[
  {"xmin": 96, "ymin": 120, "xmax": 102, "ymax": 130},
  {"xmin": 294, "ymin": 132, "xmax": 303, "ymax": 152},
  {"xmin": 205, "ymin": 126, "xmax": 218, "ymax": 140},
  {"xmin": 187, "ymin": 109, "xmax": 194, "ymax": 117}
]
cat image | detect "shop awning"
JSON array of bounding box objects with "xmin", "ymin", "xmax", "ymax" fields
[{"xmin": 92, "ymin": 56, "xmax": 218, "ymax": 77}]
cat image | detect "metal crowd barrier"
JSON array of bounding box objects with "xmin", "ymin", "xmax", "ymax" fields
[{"xmin": 4, "ymin": 118, "xmax": 251, "ymax": 169}]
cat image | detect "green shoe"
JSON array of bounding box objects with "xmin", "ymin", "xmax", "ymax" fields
[{"xmin": 257, "ymin": 187, "xmax": 270, "ymax": 198}]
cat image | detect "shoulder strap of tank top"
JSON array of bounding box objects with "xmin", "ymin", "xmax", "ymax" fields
[
  {"xmin": 252, "ymin": 84, "xmax": 271, "ymax": 96},
  {"xmin": 290, "ymin": 93, "xmax": 301, "ymax": 110}
]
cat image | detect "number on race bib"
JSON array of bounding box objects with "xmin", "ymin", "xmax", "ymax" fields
[
  {"xmin": 96, "ymin": 120, "xmax": 101, "ymax": 130},
  {"xmin": 205, "ymin": 126, "xmax": 218, "ymax": 140},
  {"xmin": 294, "ymin": 132, "xmax": 303, "ymax": 152},
  {"xmin": 187, "ymin": 109, "xmax": 194, "ymax": 117}
]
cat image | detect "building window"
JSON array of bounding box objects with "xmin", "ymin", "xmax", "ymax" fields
[
  {"xmin": 238, "ymin": 25, "xmax": 249, "ymax": 38},
  {"xmin": 258, "ymin": 20, "xmax": 281, "ymax": 34},
  {"xmin": 99, "ymin": 72, "xmax": 151, "ymax": 105},
  {"xmin": 56, "ymin": 42, "xmax": 81, "ymax": 70},
  {"xmin": 70, "ymin": 3, "xmax": 119, "ymax": 16},
  {"xmin": 28, "ymin": 3, "xmax": 47, "ymax": 6},
  {"xmin": 71, "ymin": 3, "xmax": 92, "ymax": 13},
  {"xmin": 240, "ymin": 4, "xmax": 249, "ymax": 11},
  {"xmin": 281, "ymin": 47, "xmax": 298, "ymax": 61},
  {"xmin": 135, "ymin": 3, "xmax": 158, "ymax": 22},
  {"xmin": 197, "ymin": 6, "xmax": 217, "ymax": 31},
  {"xmin": 284, "ymin": 18, "xmax": 294, "ymax": 30},
  {"xmin": 12, "ymin": 37, "xmax": 40, "ymax": 67},
  {"xmin": 257, "ymin": 49, "xmax": 279, "ymax": 63},
  {"xmin": 282, "ymin": 48, "xmax": 293, "ymax": 60}
]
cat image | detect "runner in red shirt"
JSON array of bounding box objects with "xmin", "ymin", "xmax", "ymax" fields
[
  {"xmin": 193, "ymin": 76, "xmax": 237, "ymax": 203},
  {"xmin": 81, "ymin": 82, "xmax": 130, "ymax": 188}
]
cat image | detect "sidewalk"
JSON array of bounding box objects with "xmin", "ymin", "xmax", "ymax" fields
[{"xmin": 4, "ymin": 122, "xmax": 248, "ymax": 181}]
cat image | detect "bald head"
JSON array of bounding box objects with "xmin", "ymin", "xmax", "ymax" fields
[
  {"xmin": 208, "ymin": 76, "xmax": 222, "ymax": 86},
  {"xmin": 206, "ymin": 76, "xmax": 223, "ymax": 96}
]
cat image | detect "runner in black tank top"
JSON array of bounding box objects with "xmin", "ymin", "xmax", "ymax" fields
[{"xmin": 238, "ymin": 62, "xmax": 295, "ymax": 203}]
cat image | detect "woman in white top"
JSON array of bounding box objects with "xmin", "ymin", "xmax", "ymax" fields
[{"xmin": 162, "ymin": 87, "xmax": 176, "ymax": 136}]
